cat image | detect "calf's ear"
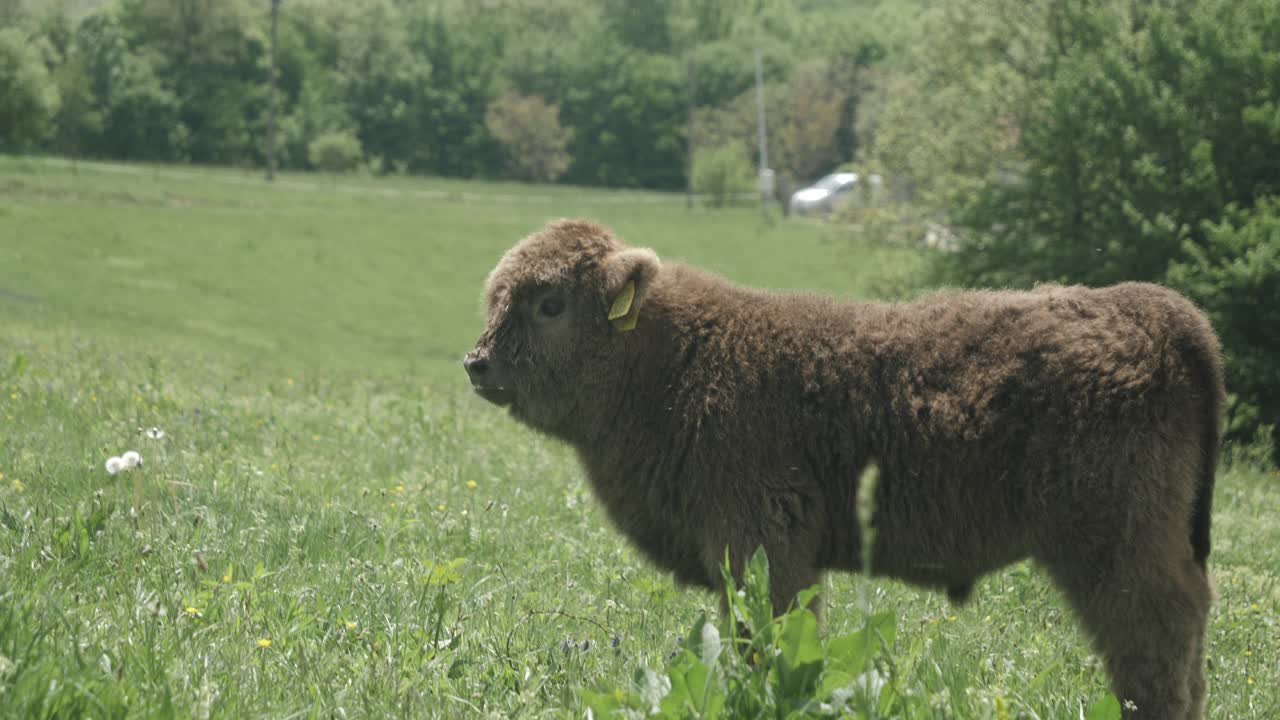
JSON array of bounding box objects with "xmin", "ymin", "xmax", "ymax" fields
[{"xmin": 602, "ymin": 247, "xmax": 660, "ymax": 332}]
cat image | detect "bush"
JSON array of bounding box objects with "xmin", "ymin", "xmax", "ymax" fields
[
  {"xmin": 307, "ymin": 130, "xmax": 363, "ymax": 174},
  {"xmin": 484, "ymin": 90, "xmax": 573, "ymax": 182},
  {"xmin": 1168, "ymin": 199, "xmax": 1280, "ymax": 465},
  {"xmin": 691, "ymin": 143, "xmax": 754, "ymax": 208}
]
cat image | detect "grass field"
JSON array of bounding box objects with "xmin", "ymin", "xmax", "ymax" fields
[{"xmin": 1, "ymin": 155, "xmax": 1277, "ymax": 718}]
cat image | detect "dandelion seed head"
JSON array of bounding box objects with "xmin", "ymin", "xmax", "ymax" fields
[
  {"xmin": 144, "ymin": 427, "xmax": 165, "ymax": 440},
  {"xmin": 121, "ymin": 451, "xmax": 142, "ymax": 469},
  {"xmin": 105, "ymin": 456, "xmax": 125, "ymax": 475}
]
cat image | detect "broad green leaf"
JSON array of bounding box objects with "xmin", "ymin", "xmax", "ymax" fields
[
  {"xmin": 776, "ymin": 608, "xmax": 823, "ymax": 701},
  {"xmin": 1085, "ymin": 694, "xmax": 1122, "ymax": 720}
]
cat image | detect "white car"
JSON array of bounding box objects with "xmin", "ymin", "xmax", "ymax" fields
[{"xmin": 788, "ymin": 172, "xmax": 859, "ymax": 216}]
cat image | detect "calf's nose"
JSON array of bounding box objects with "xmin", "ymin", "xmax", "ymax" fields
[{"xmin": 463, "ymin": 353, "xmax": 490, "ymax": 383}]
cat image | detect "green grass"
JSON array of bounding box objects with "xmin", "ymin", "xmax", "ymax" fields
[{"xmin": 0, "ymin": 156, "xmax": 1277, "ymax": 718}]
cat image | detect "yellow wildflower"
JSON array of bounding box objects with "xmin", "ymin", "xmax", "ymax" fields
[
  {"xmin": 184, "ymin": 607, "xmax": 201, "ymax": 617},
  {"xmin": 11, "ymin": 479, "xmax": 25, "ymax": 493},
  {"xmin": 222, "ymin": 573, "xmax": 233, "ymax": 583},
  {"xmin": 345, "ymin": 621, "xmax": 357, "ymax": 630},
  {"xmin": 437, "ymin": 504, "xmax": 446, "ymax": 512},
  {"xmin": 466, "ymin": 480, "xmax": 478, "ymax": 489},
  {"xmin": 257, "ymin": 638, "xmax": 272, "ymax": 648}
]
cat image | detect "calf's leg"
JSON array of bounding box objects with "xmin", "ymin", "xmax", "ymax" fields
[{"xmin": 1044, "ymin": 551, "xmax": 1211, "ymax": 720}]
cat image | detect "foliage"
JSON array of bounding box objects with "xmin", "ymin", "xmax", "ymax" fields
[
  {"xmin": 0, "ymin": 0, "xmax": 902, "ymax": 189},
  {"xmin": 910, "ymin": 0, "xmax": 1280, "ymax": 458},
  {"xmin": 1168, "ymin": 199, "xmax": 1280, "ymax": 464},
  {"xmin": 945, "ymin": 0, "xmax": 1280, "ymax": 286},
  {"xmin": 691, "ymin": 143, "xmax": 754, "ymax": 207},
  {"xmin": 0, "ymin": 27, "xmax": 59, "ymax": 150},
  {"xmin": 854, "ymin": 0, "xmax": 1280, "ymax": 460},
  {"xmin": 485, "ymin": 90, "xmax": 573, "ymax": 182},
  {"xmin": 117, "ymin": 0, "xmax": 268, "ymax": 166},
  {"xmin": 583, "ymin": 546, "xmax": 1128, "ymax": 719},
  {"xmin": 859, "ymin": 0, "xmax": 1035, "ymax": 221},
  {"xmin": 693, "ymin": 47, "xmax": 879, "ymax": 192},
  {"xmin": 772, "ymin": 61, "xmax": 853, "ymax": 186},
  {"xmin": 307, "ymin": 129, "xmax": 363, "ymax": 174}
]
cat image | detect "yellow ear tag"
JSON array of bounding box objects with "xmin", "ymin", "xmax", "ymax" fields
[{"xmin": 608, "ymin": 280, "xmax": 638, "ymax": 331}]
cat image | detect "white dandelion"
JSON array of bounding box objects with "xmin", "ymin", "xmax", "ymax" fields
[
  {"xmin": 121, "ymin": 451, "xmax": 143, "ymax": 469},
  {"xmin": 105, "ymin": 456, "xmax": 125, "ymax": 475},
  {"xmin": 144, "ymin": 427, "xmax": 165, "ymax": 440}
]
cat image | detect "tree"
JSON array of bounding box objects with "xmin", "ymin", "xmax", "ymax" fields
[
  {"xmin": 1169, "ymin": 200, "xmax": 1280, "ymax": 463},
  {"xmin": 602, "ymin": 0, "xmax": 674, "ymax": 54},
  {"xmin": 692, "ymin": 58, "xmax": 852, "ymax": 186},
  {"xmin": 0, "ymin": 27, "xmax": 60, "ymax": 150},
  {"xmin": 860, "ymin": 0, "xmax": 1039, "ymax": 227},
  {"xmin": 48, "ymin": 53, "xmax": 101, "ymax": 160},
  {"xmin": 118, "ymin": 0, "xmax": 267, "ymax": 165},
  {"xmin": 921, "ymin": 0, "xmax": 1280, "ymax": 459},
  {"xmin": 772, "ymin": 61, "xmax": 850, "ymax": 185},
  {"xmin": 485, "ymin": 90, "xmax": 572, "ymax": 182},
  {"xmin": 947, "ymin": 0, "xmax": 1280, "ymax": 286}
]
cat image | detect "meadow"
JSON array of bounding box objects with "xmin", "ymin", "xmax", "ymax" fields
[{"xmin": 0, "ymin": 156, "xmax": 1276, "ymax": 718}]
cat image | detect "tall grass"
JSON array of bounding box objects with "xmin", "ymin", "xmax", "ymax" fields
[{"xmin": 1, "ymin": 157, "xmax": 1275, "ymax": 718}]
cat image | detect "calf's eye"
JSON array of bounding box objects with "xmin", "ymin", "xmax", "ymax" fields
[{"xmin": 538, "ymin": 296, "xmax": 565, "ymax": 318}]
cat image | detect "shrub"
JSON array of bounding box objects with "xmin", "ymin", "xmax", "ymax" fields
[
  {"xmin": 691, "ymin": 143, "xmax": 754, "ymax": 208},
  {"xmin": 307, "ymin": 130, "xmax": 363, "ymax": 174},
  {"xmin": 484, "ymin": 90, "xmax": 573, "ymax": 183},
  {"xmin": 1168, "ymin": 199, "xmax": 1280, "ymax": 465}
]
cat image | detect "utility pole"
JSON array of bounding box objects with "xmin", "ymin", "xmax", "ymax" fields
[
  {"xmin": 753, "ymin": 47, "xmax": 773, "ymax": 215},
  {"xmin": 266, "ymin": 0, "xmax": 281, "ymax": 182}
]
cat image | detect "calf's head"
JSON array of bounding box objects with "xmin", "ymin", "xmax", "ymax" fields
[{"xmin": 464, "ymin": 220, "xmax": 660, "ymax": 434}]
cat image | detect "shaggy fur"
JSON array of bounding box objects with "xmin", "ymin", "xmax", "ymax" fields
[{"xmin": 464, "ymin": 219, "xmax": 1224, "ymax": 720}]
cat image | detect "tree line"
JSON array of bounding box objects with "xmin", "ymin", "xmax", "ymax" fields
[{"xmin": 0, "ymin": 0, "xmax": 915, "ymax": 189}]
